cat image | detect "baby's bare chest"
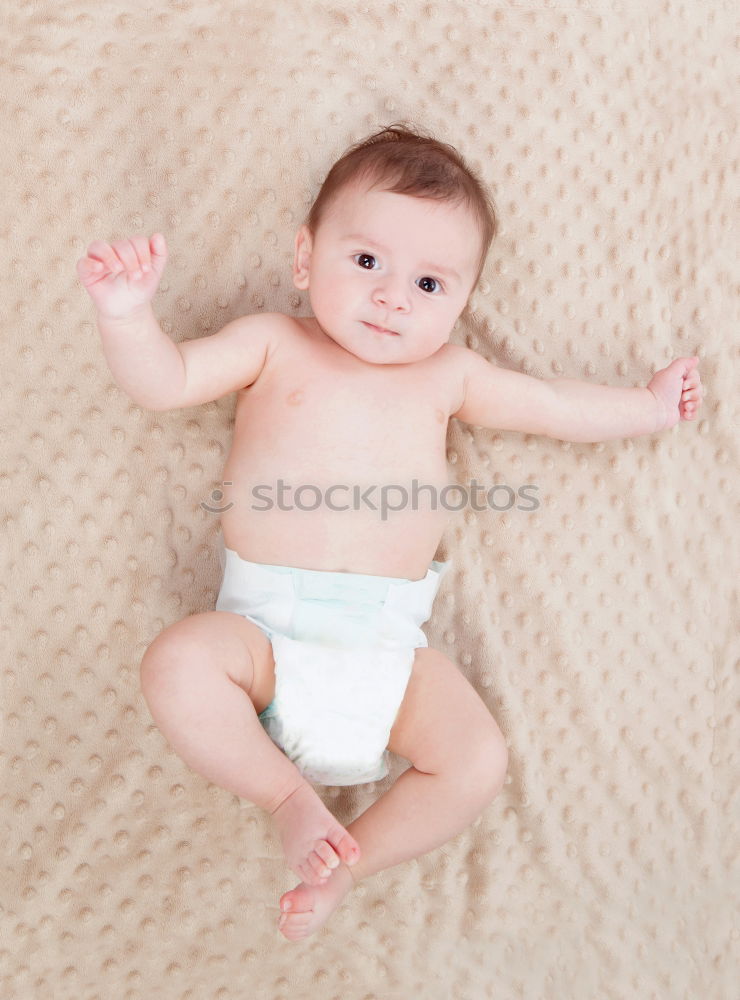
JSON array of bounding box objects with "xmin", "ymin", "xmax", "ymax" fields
[
  {"xmin": 231, "ymin": 366, "xmax": 452, "ymax": 480},
  {"xmin": 229, "ymin": 328, "xmax": 462, "ymax": 472}
]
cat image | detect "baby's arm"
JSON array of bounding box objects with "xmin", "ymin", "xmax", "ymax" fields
[
  {"xmin": 77, "ymin": 233, "xmax": 273, "ymax": 410},
  {"xmin": 451, "ymin": 347, "xmax": 703, "ymax": 443}
]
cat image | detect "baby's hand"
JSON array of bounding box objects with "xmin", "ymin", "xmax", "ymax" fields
[
  {"xmin": 647, "ymin": 356, "xmax": 704, "ymax": 431},
  {"xmin": 76, "ymin": 233, "xmax": 168, "ymax": 319}
]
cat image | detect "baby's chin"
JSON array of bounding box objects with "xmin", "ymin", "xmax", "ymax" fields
[
  {"xmin": 351, "ymin": 347, "xmax": 432, "ymax": 366},
  {"xmin": 330, "ymin": 330, "xmax": 447, "ymax": 366}
]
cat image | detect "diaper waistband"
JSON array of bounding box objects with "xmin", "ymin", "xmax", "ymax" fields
[
  {"xmin": 219, "ymin": 543, "xmax": 450, "ymax": 603},
  {"xmin": 215, "ymin": 542, "xmax": 451, "ymax": 649}
]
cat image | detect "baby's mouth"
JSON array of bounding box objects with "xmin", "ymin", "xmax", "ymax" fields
[{"xmin": 362, "ymin": 321, "xmax": 400, "ymax": 336}]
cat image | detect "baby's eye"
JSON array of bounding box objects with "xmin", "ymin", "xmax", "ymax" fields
[
  {"xmin": 416, "ymin": 276, "xmax": 441, "ymax": 294},
  {"xmin": 354, "ymin": 253, "xmax": 377, "ymax": 269}
]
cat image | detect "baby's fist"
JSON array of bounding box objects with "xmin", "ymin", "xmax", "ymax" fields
[
  {"xmin": 647, "ymin": 356, "xmax": 704, "ymax": 431},
  {"xmin": 76, "ymin": 233, "xmax": 168, "ymax": 320}
]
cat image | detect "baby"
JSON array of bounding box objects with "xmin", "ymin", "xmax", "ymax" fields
[{"xmin": 77, "ymin": 124, "xmax": 703, "ymax": 941}]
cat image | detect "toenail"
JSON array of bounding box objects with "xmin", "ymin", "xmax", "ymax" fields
[
  {"xmin": 328, "ymin": 857, "xmax": 339, "ymax": 868},
  {"xmin": 282, "ymin": 901, "xmax": 291, "ymax": 912}
]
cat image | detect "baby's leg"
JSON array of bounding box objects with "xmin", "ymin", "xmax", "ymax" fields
[
  {"xmin": 278, "ymin": 647, "xmax": 507, "ymax": 939},
  {"xmin": 346, "ymin": 646, "xmax": 508, "ymax": 876},
  {"xmin": 139, "ymin": 611, "xmax": 360, "ymax": 884}
]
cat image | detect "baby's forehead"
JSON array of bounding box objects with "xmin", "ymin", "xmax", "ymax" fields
[
  {"xmin": 314, "ymin": 178, "xmax": 484, "ymax": 278},
  {"xmin": 327, "ymin": 181, "xmax": 478, "ymax": 236}
]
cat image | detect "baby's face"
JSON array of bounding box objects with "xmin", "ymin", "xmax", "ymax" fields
[{"xmin": 293, "ymin": 180, "xmax": 482, "ymax": 364}]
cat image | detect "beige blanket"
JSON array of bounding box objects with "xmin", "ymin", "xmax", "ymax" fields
[{"xmin": 2, "ymin": 2, "xmax": 737, "ymax": 997}]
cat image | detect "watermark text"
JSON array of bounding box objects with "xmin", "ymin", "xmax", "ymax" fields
[{"xmin": 201, "ymin": 479, "xmax": 540, "ymax": 521}]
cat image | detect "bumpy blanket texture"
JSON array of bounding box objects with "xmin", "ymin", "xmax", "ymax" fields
[{"xmin": 2, "ymin": 2, "xmax": 737, "ymax": 999}]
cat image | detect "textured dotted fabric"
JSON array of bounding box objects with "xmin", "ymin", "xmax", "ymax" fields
[{"xmin": 1, "ymin": 2, "xmax": 737, "ymax": 998}]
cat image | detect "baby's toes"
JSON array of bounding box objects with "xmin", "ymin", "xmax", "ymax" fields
[
  {"xmin": 308, "ymin": 847, "xmax": 335, "ymax": 881},
  {"xmin": 297, "ymin": 864, "xmax": 325, "ymax": 887},
  {"xmin": 281, "ymin": 884, "xmax": 312, "ymax": 907},
  {"xmin": 314, "ymin": 839, "xmax": 341, "ymax": 870},
  {"xmin": 329, "ymin": 828, "xmax": 361, "ymax": 867},
  {"xmin": 279, "ymin": 884, "xmax": 315, "ymax": 925},
  {"xmin": 279, "ymin": 911, "xmax": 314, "ymax": 940},
  {"xmin": 301, "ymin": 851, "xmax": 331, "ymax": 885}
]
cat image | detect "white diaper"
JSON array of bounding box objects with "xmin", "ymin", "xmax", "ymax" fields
[{"xmin": 215, "ymin": 542, "xmax": 450, "ymax": 786}]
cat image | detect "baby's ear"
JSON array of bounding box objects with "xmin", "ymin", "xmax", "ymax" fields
[{"xmin": 292, "ymin": 225, "xmax": 312, "ymax": 290}]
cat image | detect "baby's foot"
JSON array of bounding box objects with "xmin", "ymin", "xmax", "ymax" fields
[
  {"xmin": 277, "ymin": 862, "xmax": 355, "ymax": 941},
  {"xmin": 269, "ymin": 780, "xmax": 361, "ymax": 886}
]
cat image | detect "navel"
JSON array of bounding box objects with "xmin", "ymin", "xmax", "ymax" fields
[{"xmin": 286, "ymin": 389, "xmax": 305, "ymax": 406}]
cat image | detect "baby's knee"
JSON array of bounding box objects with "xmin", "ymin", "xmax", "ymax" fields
[
  {"xmin": 139, "ymin": 611, "xmax": 271, "ymax": 708},
  {"xmin": 139, "ymin": 618, "xmax": 199, "ymax": 692},
  {"xmin": 467, "ymin": 723, "xmax": 509, "ymax": 799}
]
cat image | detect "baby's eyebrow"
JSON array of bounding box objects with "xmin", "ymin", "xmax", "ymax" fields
[{"xmin": 342, "ymin": 233, "xmax": 461, "ymax": 282}]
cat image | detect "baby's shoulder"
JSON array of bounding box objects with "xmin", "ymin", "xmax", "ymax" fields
[
  {"xmin": 436, "ymin": 341, "xmax": 474, "ymax": 368},
  {"xmin": 234, "ymin": 310, "xmax": 307, "ymax": 361},
  {"xmin": 429, "ymin": 342, "xmax": 476, "ymax": 413},
  {"xmin": 242, "ymin": 310, "xmax": 302, "ymax": 335},
  {"xmin": 252, "ymin": 311, "xmax": 316, "ymax": 346},
  {"xmin": 424, "ymin": 340, "xmax": 478, "ymax": 381}
]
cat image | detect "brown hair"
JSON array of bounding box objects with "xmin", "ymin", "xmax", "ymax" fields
[{"xmin": 305, "ymin": 123, "xmax": 498, "ymax": 289}]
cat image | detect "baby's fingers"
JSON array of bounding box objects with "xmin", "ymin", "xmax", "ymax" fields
[
  {"xmin": 75, "ymin": 250, "xmax": 115, "ymax": 287},
  {"xmin": 124, "ymin": 234, "xmax": 168, "ymax": 278},
  {"xmin": 126, "ymin": 235, "xmax": 152, "ymax": 276},
  {"xmin": 85, "ymin": 239, "xmax": 127, "ymax": 276},
  {"xmin": 109, "ymin": 238, "xmax": 145, "ymax": 275},
  {"xmin": 75, "ymin": 255, "xmax": 104, "ymax": 278},
  {"xmin": 680, "ymin": 383, "xmax": 703, "ymax": 420},
  {"xmin": 148, "ymin": 232, "xmax": 167, "ymax": 273}
]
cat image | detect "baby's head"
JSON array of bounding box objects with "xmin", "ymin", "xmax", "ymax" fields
[{"xmin": 293, "ymin": 124, "xmax": 498, "ymax": 364}]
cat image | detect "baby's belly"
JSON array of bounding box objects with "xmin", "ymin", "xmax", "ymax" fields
[{"xmin": 218, "ymin": 476, "xmax": 452, "ymax": 580}]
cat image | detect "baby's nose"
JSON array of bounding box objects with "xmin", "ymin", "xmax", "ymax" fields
[{"xmin": 373, "ymin": 283, "xmax": 409, "ymax": 311}]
